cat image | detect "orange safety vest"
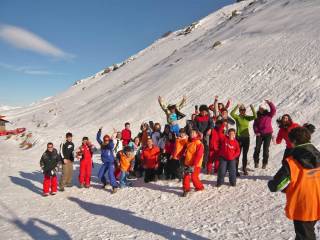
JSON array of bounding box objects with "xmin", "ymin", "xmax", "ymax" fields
[
  {"xmin": 119, "ymin": 151, "xmax": 134, "ymax": 172},
  {"xmin": 285, "ymin": 156, "xmax": 320, "ymax": 221},
  {"xmin": 184, "ymin": 139, "xmax": 203, "ymax": 168},
  {"xmin": 172, "ymin": 137, "xmax": 188, "ymax": 160}
]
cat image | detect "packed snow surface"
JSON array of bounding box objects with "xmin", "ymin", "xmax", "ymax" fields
[{"xmin": 1, "ymin": 0, "xmax": 320, "ymax": 239}]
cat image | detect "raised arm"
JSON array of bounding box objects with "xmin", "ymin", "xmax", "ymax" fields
[
  {"xmin": 96, "ymin": 129, "xmax": 103, "ymax": 145},
  {"xmin": 158, "ymin": 96, "xmax": 168, "ymax": 112},
  {"xmin": 230, "ymin": 105, "xmax": 239, "ymax": 120},
  {"xmin": 246, "ymin": 104, "xmax": 257, "ymax": 121},
  {"xmin": 267, "ymin": 100, "xmax": 276, "ymax": 117},
  {"xmin": 176, "ymin": 95, "xmax": 187, "ymax": 110},
  {"xmin": 225, "ymin": 99, "xmax": 231, "ymax": 109}
]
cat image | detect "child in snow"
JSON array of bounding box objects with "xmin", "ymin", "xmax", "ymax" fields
[
  {"xmin": 268, "ymin": 127, "xmax": 320, "ymax": 240},
  {"xmin": 40, "ymin": 142, "xmax": 62, "ymax": 196},
  {"xmin": 141, "ymin": 137, "xmax": 160, "ymax": 183},
  {"xmin": 138, "ymin": 122, "xmax": 151, "ymax": 148},
  {"xmin": 216, "ymin": 128, "xmax": 240, "ymax": 187},
  {"xmin": 170, "ymin": 128, "xmax": 189, "ymax": 180},
  {"xmin": 121, "ymin": 122, "xmax": 132, "ymax": 146},
  {"xmin": 158, "ymin": 95, "xmax": 186, "ymax": 136},
  {"xmin": 151, "ymin": 123, "xmax": 161, "ymax": 147},
  {"xmin": 163, "ymin": 131, "xmax": 176, "ymax": 179},
  {"xmin": 76, "ymin": 137, "xmax": 93, "ymax": 188},
  {"xmin": 59, "ymin": 132, "xmax": 75, "ymax": 191},
  {"xmin": 182, "ymin": 129, "xmax": 204, "ymax": 197},
  {"xmin": 116, "ymin": 146, "xmax": 135, "ymax": 188},
  {"xmin": 128, "ymin": 137, "xmax": 143, "ymax": 178},
  {"xmin": 96, "ymin": 127, "xmax": 118, "ymax": 193}
]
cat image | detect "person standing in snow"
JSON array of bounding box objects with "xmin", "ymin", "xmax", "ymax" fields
[
  {"xmin": 76, "ymin": 137, "xmax": 93, "ymax": 188},
  {"xmin": 121, "ymin": 122, "xmax": 132, "ymax": 146},
  {"xmin": 59, "ymin": 132, "xmax": 75, "ymax": 191},
  {"xmin": 209, "ymin": 95, "xmax": 231, "ymax": 120},
  {"xmin": 253, "ymin": 100, "xmax": 276, "ymax": 169},
  {"xmin": 182, "ymin": 129, "xmax": 204, "ymax": 197},
  {"xmin": 268, "ymin": 127, "xmax": 320, "ymax": 240},
  {"xmin": 116, "ymin": 146, "xmax": 135, "ymax": 188},
  {"xmin": 216, "ymin": 128, "xmax": 240, "ymax": 187},
  {"xmin": 219, "ymin": 108, "xmax": 235, "ymax": 134},
  {"xmin": 40, "ymin": 142, "xmax": 61, "ymax": 196},
  {"xmin": 128, "ymin": 137, "xmax": 143, "ymax": 178},
  {"xmin": 193, "ymin": 104, "xmax": 214, "ymax": 169},
  {"xmin": 141, "ymin": 137, "xmax": 160, "ymax": 183},
  {"xmin": 207, "ymin": 119, "xmax": 225, "ymax": 174},
  {"xmin": 170, "ymin": 128, "xmax": 189, "ymax": 180},
  {"xmin": 276, "ymin": 114, "xmax": 300, "ymax": 161},
  {"xmin": 151, "ymin": 123, "xmax": 162, "ymax": 147},
  {"xmin": 158, "ymin": 95, "xmax": 186, "ymax": 136},
  {"xmin": 230, "ymin": 104, "xmax": 257, "ymax": 176},
  {"xmin": 138, "ymin": 122, "xmax": 151, "ymax": 148},
  {"xmin": 96, "ymin": 127, "xmax": 118, "ymax": 193}
]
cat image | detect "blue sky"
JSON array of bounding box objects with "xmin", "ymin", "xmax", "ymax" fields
[{"xmin": 0, "ymin": 0, "xmax": 234, "ymax": 106}]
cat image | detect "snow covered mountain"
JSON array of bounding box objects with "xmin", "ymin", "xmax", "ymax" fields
[{"xmin": 1, "ymin": 0, "xmax": 320, "ymax": 239}]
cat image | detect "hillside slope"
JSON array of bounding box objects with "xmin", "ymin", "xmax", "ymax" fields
[{"xmin": 1, "ymin": 0, "xmax": 320, "ymax": 239}]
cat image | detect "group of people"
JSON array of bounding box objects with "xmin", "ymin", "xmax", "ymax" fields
[{"xmin": 39, "ymin": 95, "xmax": 319, "ymax": 239}]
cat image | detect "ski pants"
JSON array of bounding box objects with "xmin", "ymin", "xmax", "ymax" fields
[
  {"xmin": 183, "ymin": 167, "xmax": 204, "ymax": 192},
  {"xmin": 144, "ymin": 168, "xmax": 157, "ymax": 183},
  {"xmin": 43, "ymin": 175, "xmax": 57, "ymax": 194},
  {"xmin": 293, "ymin": 220, "xmax": 317, "ymax": 240},
  {"xmin": 207, "ymin": 150, "xmax": 219, "ymax": 174},
  {"xmin": 166, "ymin": 159, "xmax": 181, "ymax": 180},
  {"xmin": 59, "ymin": 160, "xmax": 73, "ymax": 187},
  {"xmin": 236, "ymin": 136, "xmax": 250, "ymax": 172},
  {"xmin": 217, "ymin": 158, "xmax": 237, "ymax": 186},
  {"xmin": 98, "ymin": 162, "xmax": 118, "ymax": 187},
  {"xmin": 79, "ymin": 159, "xmax": 92, "ymax": 186},
  {"xmin": 170, "ymin": 124, "xmax": 180, "ymax": 136},
  {"xmin": 253, "ymin": 134, "xmax": 272, "ymax": 165}
]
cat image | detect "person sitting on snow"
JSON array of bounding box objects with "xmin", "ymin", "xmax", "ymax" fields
[{"xmin": 158, "ymin": 95, "xmax": 186, "ymax": 136}]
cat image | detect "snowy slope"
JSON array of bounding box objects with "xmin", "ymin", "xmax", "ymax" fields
[{"xmin": 1, "ymin": 0, "xmax": 320, "ymax": 239}]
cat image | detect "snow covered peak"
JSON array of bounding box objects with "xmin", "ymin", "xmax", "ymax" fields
[{"xmin": 6, "ymin": 0, "xmax": 320, "ymax": 145}]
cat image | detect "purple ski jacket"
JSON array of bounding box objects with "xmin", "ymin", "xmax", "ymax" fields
[{"xmin": 253, "ymin": 101, "xmax": 276, "ymax": 135}]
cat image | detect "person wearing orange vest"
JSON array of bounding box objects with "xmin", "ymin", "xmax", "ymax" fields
[
  {"xmin": 268, "ymin": 127, "xmax": 320, "ymax": 240},
  {"xmin": 141, "ymin": 137, "xmax": 161, "ymax": 183},
  {"xmin": 182, "ymin": 129, "xmax": 204, "ymax": 197},
  {"xmin": 168, "ymin": 128, "xmax": 188, "ymax": 180},
  {"xmin": 116, "ymin": 146, "xmax": 135, "ymax": 188}
]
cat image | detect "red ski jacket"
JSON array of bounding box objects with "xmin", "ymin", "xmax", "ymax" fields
[
  {"xmin": 141, "ymin": 146, "xmax": 160, "ymax": 169},
  {"xmin": 276, "ymin": 123, "xmax": 300, "ymax": 149},
  {"xmin": 219, "ymin": 136, "xmax": 240, "ymax": 161},
  {"xmin": 121, "ymin": 129, "xmax": 131, "ymax": 146}
]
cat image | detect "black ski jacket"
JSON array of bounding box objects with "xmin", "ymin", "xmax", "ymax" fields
[
  {"xmin": 60, "ymin": 141, "xmax": 75, "ymax": 161},
  {"xmin": 40, "ymin": 148, "xmax": 62, "ymax": 176}
]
